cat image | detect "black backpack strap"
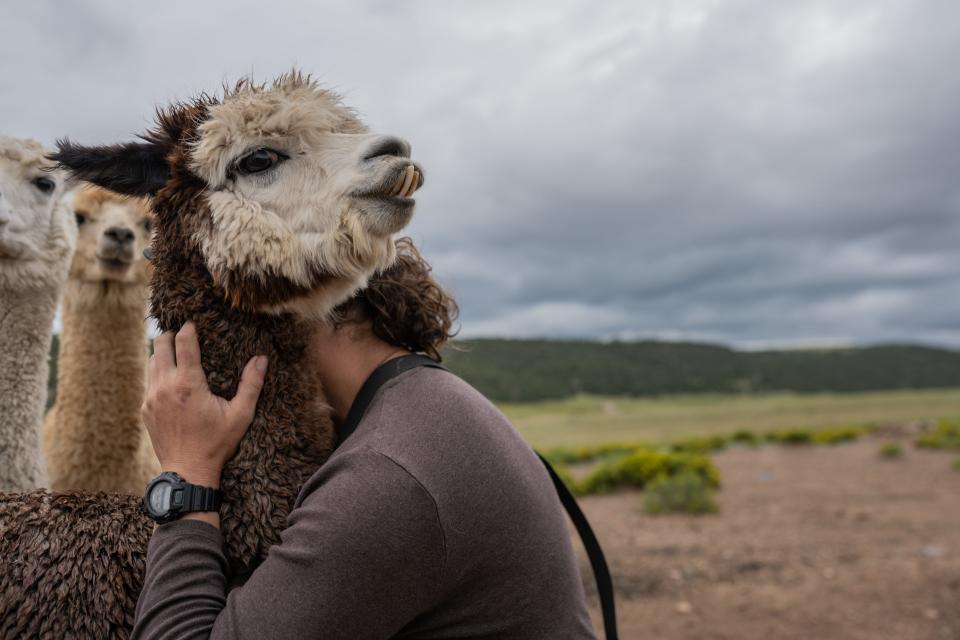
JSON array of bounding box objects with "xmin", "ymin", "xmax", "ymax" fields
[
  {"xmin": 336, "ymin": 354, "xmax": 445, "ymax": 446},
  {"xmin": 336, "ymin": 355, "xmax": 619, "ymax": 639},
  {"xmin": 538, "ymin": 454, "xmax": 619, "ymax": 639}
]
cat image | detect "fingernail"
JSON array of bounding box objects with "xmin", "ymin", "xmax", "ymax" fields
[{"xmin": 256, "ymin": 355, "xmax": 268, "ymax": 373}]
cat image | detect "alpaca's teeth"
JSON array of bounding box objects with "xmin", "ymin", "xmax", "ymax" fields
[
  {"xmin": 385, "ymin": 166, "xmax": 419, "ymax": 198},
  {"xmin": 407, "ymin": 170, "xmax": 420, "ymax": 197},
  {"xmin": 398, "ymin": 165, "xmax": 415, "ymax": 198}
]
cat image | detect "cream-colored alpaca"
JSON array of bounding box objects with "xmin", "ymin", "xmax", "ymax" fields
[
  {"xmin": 43, "ymin": 185, "xmax": 159, "ymax": 493},
  {"xmin": 0, "ymin": 135, "xmax": 77, "ymax": 492}
]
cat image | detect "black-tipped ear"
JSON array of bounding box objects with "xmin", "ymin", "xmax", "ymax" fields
[{"xmin": 48, "ymin": 138, "xmax": 169, "ymax": 197}]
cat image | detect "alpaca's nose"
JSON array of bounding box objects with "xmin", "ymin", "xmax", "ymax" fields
[
  {"xmin": 362, "ymin": 136, "xmax": 412, "ymax": 162},
  {"xmin": 104, "ymin": 226, "xmax": 135, "ymax": 245}
]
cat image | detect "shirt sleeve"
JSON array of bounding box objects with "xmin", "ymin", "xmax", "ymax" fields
[{"xmin": 132, "ymin": 446, "xmax": 446, "ymax": 640}]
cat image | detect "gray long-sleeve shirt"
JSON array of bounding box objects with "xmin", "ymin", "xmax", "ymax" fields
[{"xmin": 133, "ymin": 366, "xmax": 596, "ymax": 639}]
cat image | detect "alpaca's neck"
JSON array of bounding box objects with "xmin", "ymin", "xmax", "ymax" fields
[
  {"xmin": 151, "ymin": 248, "xmax": 335, "ymax": 571},
  {"xmin": 0, "ymin": 285, "xmax": 61, "ymax": 491},
  {"xmin": 47, "ymin": 280, "xmax": 150, "ymax": 488}
]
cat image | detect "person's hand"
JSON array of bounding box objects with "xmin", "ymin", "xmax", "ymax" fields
[{"xmin": 142, "ymin": 322, "xmax": 268, "ymax": 490}]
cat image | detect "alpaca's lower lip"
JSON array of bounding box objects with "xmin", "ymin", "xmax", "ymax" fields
[
  {"xmin": 98, "ymin": 257, "xmax": 131, "ymax": 271},
  {"xmin": 357, "ymin": 194, "xmax": 416, "ymax": 206}
]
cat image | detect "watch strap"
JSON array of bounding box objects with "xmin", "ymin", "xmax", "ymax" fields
[{"xmin": 179, "ymin": 483, "xmax": 222, "ymax": 513}]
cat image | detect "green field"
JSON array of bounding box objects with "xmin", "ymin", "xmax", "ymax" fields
[{"xmin": 500, "ymin": 388, "xmax": 960, "ymax": 449}]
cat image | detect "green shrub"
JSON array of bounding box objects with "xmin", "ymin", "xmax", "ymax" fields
[
  {"xmin": 914, "ymin": 419, "xmax": 960, "ymax": 451},
  {"xmin": 878, "ymin": 442, "xmax": 903, "ymax": 459},
  {"xmin": 731, "ymin": 429, "xmax": 759, "ymax": 445},
  {"xmin": 644, "ymin": 471, "xmax": 718, "ymax": 515},
  {"xmin": 765, "ymin": 428, "xmax": 813, "ymax": 445},
  {"xmin": 541, "ymin": 443, "xmax": 645, "ymax": 465},
  {"xmin": 579, "ymin": 450, "xmax": 720, "ymax": 495},
  {"xmin": 812, "ymin": 426, "xmax": 865, "ymax": 445},
  {"xmin": 669, "ymin": 435, "xmax": 728, "ymax": 454}
]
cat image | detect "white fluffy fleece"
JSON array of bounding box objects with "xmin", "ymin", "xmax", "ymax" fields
[
  {"xmin": 188, "ymin": 73, "xmax": 414, "ymax": 318},
  {"xmin": 0, "ymin": 136, "xmax": 78, "ymax": 491},
  {"xmin": 0, "ymin": 137, "xmax": 77, "ymax": 293},
  {"xmin": 190, "ymin": 74, "xmax": 367, "ymax": 188}
]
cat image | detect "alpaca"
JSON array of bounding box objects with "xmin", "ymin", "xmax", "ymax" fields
[
  {"xmin": 42, "ymin": 185, "xmax": 159, "ymax": 494},
  {"xmin": 0, "ymin": 72, "xmax": 424, "ymax": 638},
  {"xmin": 0, "ymin": 136, "xmax": 77, "ymax": 492}
]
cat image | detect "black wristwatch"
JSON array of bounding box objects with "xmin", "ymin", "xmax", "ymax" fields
[{"xmin": 143, "ymin": 471, "xmax": 223, "ymax": 524}]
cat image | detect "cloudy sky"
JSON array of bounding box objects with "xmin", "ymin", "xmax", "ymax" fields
[{"xmin": 3, "ymin": 1, "xmax": 959, "ymax": 348}]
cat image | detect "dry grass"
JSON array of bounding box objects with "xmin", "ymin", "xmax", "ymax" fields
[{"xmin": 500, "ymin": 388, "xmax": 960, "ymax": 449}]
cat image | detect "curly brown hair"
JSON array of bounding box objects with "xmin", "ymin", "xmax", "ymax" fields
[{"xmin": 332, "ymin": 237, "xmax": 459, "ymax": 361}]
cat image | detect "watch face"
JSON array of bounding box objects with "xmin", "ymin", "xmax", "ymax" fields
[{"xmin": 148, "ymin": 481, "xmax": 173, "ymax": 515}]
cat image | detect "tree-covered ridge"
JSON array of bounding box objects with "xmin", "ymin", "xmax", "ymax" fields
[
  {"xmin": 441, "ymin": 339, "xmax": 960, "ymax": 402},
  {"xmin": 45, "ymin": 337, "xmax": 960, "ymax": 406}
]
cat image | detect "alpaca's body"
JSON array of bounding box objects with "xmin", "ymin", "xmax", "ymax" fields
[
  {"xmin": 0, "ymin": 136, "xmax": 76, "ymax": 492},
  {"xmin": 0, "ymin": 287, "xmax": 59, "ymax": 491},
  {"xmin": 43, "ymin": 282, "xmax": 158, "ymax": 493},
  {"xmin": 0, "ymin": 74, "xmax": 422, "ymax": 637},
  {"xmin": 0, "ymin": 492, "xmax": 150, "ymax": 639},
  {"xmin": 1, "ymin": 299, "xmax": 330, "ymax": 638},
  {"xmin": 42, "ymin": 186, "xmax": 158, "ymax": 493}
]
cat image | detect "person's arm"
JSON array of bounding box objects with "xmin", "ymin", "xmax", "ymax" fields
[
  {"xmin": 133, "ymin": 446, "xmax": 446, "ymax": 640},
  {"xmin": 135, "ymin": 323, "xmax": 446, "ymax": 639}
]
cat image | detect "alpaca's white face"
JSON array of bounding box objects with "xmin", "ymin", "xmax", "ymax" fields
[
  {"xmin": 0, "ymin": 137, "xmax": 76, "ymax": 292},
  {"xmin": 189, "ymin": 78, "xmax": 424, "ymax": 317},
  {"xmin": 70, "ymin": 186, "xmax": 153, "ymax": 287}
]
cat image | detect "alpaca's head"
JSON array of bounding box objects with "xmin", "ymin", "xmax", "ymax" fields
[
  {"xmin": 0, "ymin": 136, "xmax": 77, "ymax": 292},
  {"xmin": 68, "ymin": 185, "xmax": 153, "ymax": 288},
  {"xmin": 51, "ymin": 72, "xmax": 423, "ymax": 318}
]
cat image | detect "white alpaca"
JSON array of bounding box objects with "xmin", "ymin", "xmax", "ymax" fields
[{"xmin": 0, "ymin": 135, "xmax": 77, "ymax": 492}]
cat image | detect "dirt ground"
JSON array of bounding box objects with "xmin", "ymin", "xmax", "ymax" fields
[{"xmin": 573, "ymin": 438, "xmax": 960, "ymax": 639}]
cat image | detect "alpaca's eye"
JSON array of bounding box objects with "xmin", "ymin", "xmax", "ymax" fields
[
  {"xmin": 142, "ymin": 218, "xmax": 153, "ymax": 233},
  {"xmin": 236, "ymin": 148, "xmax": 285, "ymax": 175},
  {"xmin": 75, "ymin": 210, "xmax": 89, "ymax": 226},
  {"xmin": 32, "ymin": 176, "xmax": 56, "ymax": 194}
]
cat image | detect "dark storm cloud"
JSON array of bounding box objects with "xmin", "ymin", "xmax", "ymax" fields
[{"xmin": 3, "ymin": 1, "xmax": 958, "ymax": 346}]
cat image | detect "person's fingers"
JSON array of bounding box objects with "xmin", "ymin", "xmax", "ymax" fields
[
  {"xmin": 174, "ymin": 322, "xmax": 204, "ymax": 382},
  {"xmin": 153, "ymin": 331, "xmax": 175, "ymax": 372},
  {"xmin": 228, "ymin": 355, "xmax": 268, "ymax": 427}
]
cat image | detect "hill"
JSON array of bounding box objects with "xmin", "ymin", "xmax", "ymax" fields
[
  {"xmin": 45, "ymin": 336, "xmax": 960, "ymax": 406},
  {"xmin": 441, "ymin": 339, "xmax": 960, "ymax": 402}
]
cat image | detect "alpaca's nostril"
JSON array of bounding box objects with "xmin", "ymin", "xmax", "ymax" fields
[
  {"xmin": 104, "ymin": 226, "xmax": 135, "ymax": 245},
  {"xmin": 362, "ymin": 136, "xmax": 412, "ymax": 162}
]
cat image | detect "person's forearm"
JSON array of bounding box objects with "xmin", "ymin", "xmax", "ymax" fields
[
  {"xmin": 182, "ymin": 511, "xmax": 220, "ymax": 527},
  {"xmin": 133, "ymin": 520, "xmax": 229, "ymax": 640}
]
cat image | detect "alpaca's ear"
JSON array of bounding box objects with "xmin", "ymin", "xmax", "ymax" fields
[{"xmin": 48, "ymin": 138, "xmax": 169, "ymax": 197}]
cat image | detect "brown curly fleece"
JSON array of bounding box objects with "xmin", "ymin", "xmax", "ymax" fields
[{"xmin": 0, "ymin": 86, "xmax": 341, "ymax": 638}]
